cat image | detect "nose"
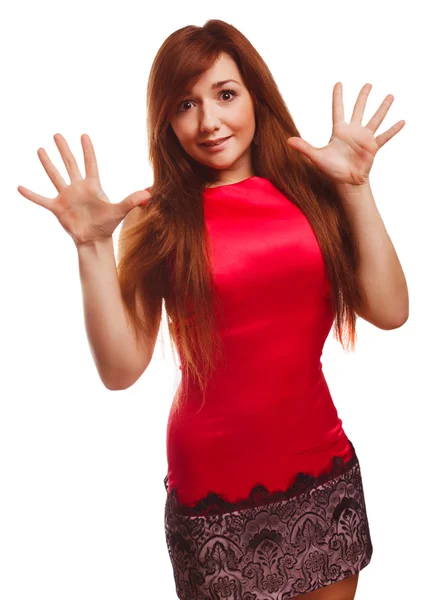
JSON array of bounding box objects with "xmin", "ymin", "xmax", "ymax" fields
[{"xmin": 199, "ymin": 104, "xmax": 222, "ymax": 134}]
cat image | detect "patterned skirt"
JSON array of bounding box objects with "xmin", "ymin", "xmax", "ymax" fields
[{"xmin": 163, "ymin": 438, "xmax": 373, "ymax": 599}]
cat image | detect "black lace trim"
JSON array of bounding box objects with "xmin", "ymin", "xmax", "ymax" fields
[{"xmin": 164, "ymin": 439, "xmax": 359, "ymax": 517}]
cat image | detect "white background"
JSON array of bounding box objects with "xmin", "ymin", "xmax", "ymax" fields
[{"xmin": 2, "ymin": 1, "xmax": 444, "ymax": 598}]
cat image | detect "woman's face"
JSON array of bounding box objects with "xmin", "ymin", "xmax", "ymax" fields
[{"xmin": 170, "ymin": 53, "xmax": 256, "ymax": 186}]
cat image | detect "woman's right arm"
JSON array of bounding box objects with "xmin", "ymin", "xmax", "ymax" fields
[
  {"xmin": 17, "ymin": 133, "xmax": 160, "ymax": 390},
  {"xmin": 18, "ymin": 133, "xmax": 156, "ymax": 390},
  {"xmin": 77, "ymin": 234, "xmax": 158, "ymax": 390}
]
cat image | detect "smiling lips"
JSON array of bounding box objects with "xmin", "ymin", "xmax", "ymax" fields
[{"xmin": 201, "ymin": 135, "xmax": 232, "ymax": 146}]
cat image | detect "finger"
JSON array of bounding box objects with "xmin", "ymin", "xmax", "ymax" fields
[
  {"xmin": 53, "ymin": 133, "xmax": 83, "ymax": 181},
  {"xmin": 81, "ymin": 134, "xmax": 100, "ymax": 180},
  {"xmin": 37, "ymin": 146, "xmax": 68, "ymax": 194},
  {"xmin": 333, "ymin": 82, "xmax": 344, "ymax": 124},
  {"xmin": 287, "ymin": 137, "xmax": 318, "ymax": 162},
  {"xmin": 366, "ymin": 94, "xmax": 394, "ymax": 134},
  {"xmin": 375, "ymin": 120, "xmax": 406, "ymax": 149},
  {"xmin": 117, "ymin": 190, "xmax": 152, "ymax": 220},
  {"xmin": 351, "ymin": 83, "xmax": 372, "ymax": 124},
  {"xmin": 17, "ymin": 185, "xmax": 54, "ymax": 212}
]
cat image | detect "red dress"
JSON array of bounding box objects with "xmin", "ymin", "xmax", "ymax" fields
[
  {"xmin": 163, "ymin": 175, "xmax": 373, "ymax": 599},
  {"xmin": 165, "ymin": 175, "xmax": 355, "ymax": 506}
]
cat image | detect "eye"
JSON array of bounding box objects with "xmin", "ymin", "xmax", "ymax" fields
[{"xmin": 178, "ymin": 89, "xmax": 238, "ymax": 113}]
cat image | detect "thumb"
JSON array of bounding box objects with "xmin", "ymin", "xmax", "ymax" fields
[
  {"xmin": 117, "ymin": 189, "xmax": 151, "ymax": 218},
  {"xmin": 286, "ymin": 136, "xmax": 316, "ymax": 161}
]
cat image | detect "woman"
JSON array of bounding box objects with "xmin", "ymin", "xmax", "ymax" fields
[{"xmin": 18, "ymin": 19, "xmax": 408, "ymax": 600}]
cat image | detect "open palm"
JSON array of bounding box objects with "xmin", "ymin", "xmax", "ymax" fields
[{"xmin": 286, "ymin": 82, "xmax": 405, "ymax": 186}]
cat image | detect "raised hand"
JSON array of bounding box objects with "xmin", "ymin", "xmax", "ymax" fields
[
  {"xmin": 286, "ymin": 82, "xmax": 405, "ymax": 187},
  {"xmin": 18, "ymin": 133, "xmax": 151, "ymax": 247}
]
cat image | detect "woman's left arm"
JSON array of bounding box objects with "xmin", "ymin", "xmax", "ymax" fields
[
  {"xmin": 286, "ymin": 81, "xmax": 409, "ymax": 329},
  {"xmin": 334, "ymin": 180, "xmax": 408, "ymax": 330}
]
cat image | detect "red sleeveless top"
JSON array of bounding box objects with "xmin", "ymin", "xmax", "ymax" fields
[{"xmin": 165, "ymin": 176, "xmax": 354, "ymax": 507}]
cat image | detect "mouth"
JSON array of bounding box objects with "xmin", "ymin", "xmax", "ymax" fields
[
  {"xmin": 200, "ymin": 135, "xmax": 233, "ymax": 147},
  {"xmin": 199, "ymin": 135, "xmax": 233, "ymax": 152}
]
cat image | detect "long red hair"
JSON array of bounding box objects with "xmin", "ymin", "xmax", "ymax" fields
[{"xmin": 117, "ymin": 19, "xmax": 361, "ymax": 415}]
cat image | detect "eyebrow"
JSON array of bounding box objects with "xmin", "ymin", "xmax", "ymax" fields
[{"xmin": 181, "ymin": 79, "xmax": 241, "ymax": 96}]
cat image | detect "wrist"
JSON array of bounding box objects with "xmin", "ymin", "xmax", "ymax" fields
[
  {"xmin": 334, "ymin": 179, "xmax": 371, "ymax": 194},
  {"xmin": 76, "ymin": 237, "xmax": 114, "ymax": 254}
]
